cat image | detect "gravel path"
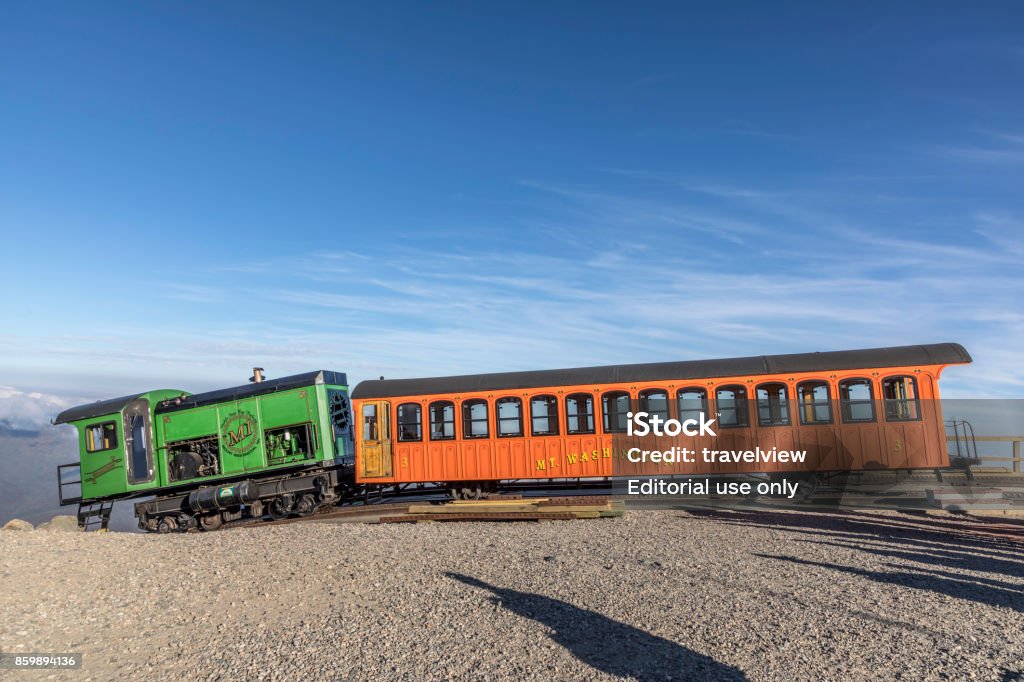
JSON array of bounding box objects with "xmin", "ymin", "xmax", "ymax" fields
[{"xmin": 1, "ymin": 509, "xmax": 1022, "ymax": 681}]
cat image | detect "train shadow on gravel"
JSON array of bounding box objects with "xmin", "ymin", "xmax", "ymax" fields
[
  {"xmin": 685, "ymin": 509, "xmax": 1024, "ymax": 613},
  {"xmin": 447, "ymin": 573, "xmax": 748, "ymax": 681},
  {"xmin": 686, "ymin": 508, "xmax": 1024, "ymax": 560},
  {"xmin": 756, "ymin": 554, "xmax": 1024, "ymax": 614}
]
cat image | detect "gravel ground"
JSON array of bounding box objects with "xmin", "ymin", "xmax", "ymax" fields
[{"xmin": 1, "ymin": 509, "xmax": 1022, "ymax": 681}]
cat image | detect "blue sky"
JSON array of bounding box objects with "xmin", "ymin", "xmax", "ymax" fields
[{"xmin": 1, "ymin": 2, "xmax": 1022, "ymax": 424}]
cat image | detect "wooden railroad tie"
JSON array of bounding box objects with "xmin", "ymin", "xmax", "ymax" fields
[{"xmin": 378, "ymin": 496, "xmax": 625, "ymax": 523}]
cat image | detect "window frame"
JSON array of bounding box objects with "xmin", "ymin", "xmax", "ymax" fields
[
  {"xmin": 638, "ymin": 388, "xmax": 670, "ymax": 422},
  {"xmin": 495, "ymin": 396, "xmax": 524, "ymax": 438},
  {"xmin": 796, "ymin": 380, "xmax": 833, "ymax": 425},
  {"xmin": 676, "ymin": 387, "xmax": 709, "ymax": 423},
  {"xmin": 565, "ymin": 393, "xmax": 596, "ymax": 435},
  {"xmin": 397, "ymin": 402, "xmax": 423, "ymax": 442},
  {"xmin": 882, "ymin": 376, "xmax": 922, "ymax": 422},
  {"xmin": 126, "ymin": 413, "xmax": 151, "ymax": 484},
  {"xmin": 601, "ymin": 390, "xmax": 632, "ymax": 434},
  {"xmin": 755, "ymin": 382, "xmax": 791, "ymax": 427},
  {"xmin": 428, "ymin": 400, "xmax": 456, "ymax": 441},
  {"xmin": 462, "ymin": 399, "xmax": 490, "ymax": 439},
  {"xmin": 715, "ymin": 385, "xmax": 749, "ymax": 429},
  {"xmin": 84, "ymin": 421, "xmax": 119, "ymax": 453},
  {"xmin": 530, "ymin": 394, "xmax": 559, "ymax": 437},
  {"xmin": 361, "ymin": 403, "xmax": 381, "ymax": 441},
  {"xmin": 839, "ymin": 378, "xmax": 876, "ymax": 423}
]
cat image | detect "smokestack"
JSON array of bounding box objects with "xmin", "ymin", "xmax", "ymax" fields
[{"xmin": 250, "ymin": 367, "xmax": 265, "ymax": 383}]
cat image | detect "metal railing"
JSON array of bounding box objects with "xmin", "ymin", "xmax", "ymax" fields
[
  {"xmin": 946, "ymin": 419, "xmax": 978, "ymax": 461},
  {"xmin": 946, "ymin": 434, "xmax": 1023, "ymax": 474},
  {"xmin": 57, "ymin": 462, "xmax": 83, "ymax": 505}
]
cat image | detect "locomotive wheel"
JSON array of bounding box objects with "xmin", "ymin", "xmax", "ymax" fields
[
  {"xmin": 268, "ymin": 497, "xmax": 291, "ymax": 520},
  {"xmin": 199, "ymin": 514, "xmax": 224, "ymax": 531},
  {"xmin": 156, "ymin": 516, "xmax": 177, "ymax": 534},
  {"xmin": 295, "ymin": 494, "xmax": 318, "ymax": 517}
]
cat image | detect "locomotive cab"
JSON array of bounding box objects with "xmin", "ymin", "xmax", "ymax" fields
[{"xmin": 55, "ymin": 389, "xmax": 188, "ymax": 505}]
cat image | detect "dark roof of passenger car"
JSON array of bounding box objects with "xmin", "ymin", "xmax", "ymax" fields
[{"xmin": 350, "ymin": 343, "xmax": 971, "ymax": 399}]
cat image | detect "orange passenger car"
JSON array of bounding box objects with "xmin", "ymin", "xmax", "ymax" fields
[{"xmin": 350, "ymin": 343, "xmax": 971, "ymax": 495}]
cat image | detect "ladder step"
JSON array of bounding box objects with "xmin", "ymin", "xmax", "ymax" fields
[{"xmin": 76, "ymin": 501, "xmax": 114, "ymax": 531}]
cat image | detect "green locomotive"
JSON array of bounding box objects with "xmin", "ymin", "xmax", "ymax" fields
[{"xmin": 55, "ymin": 369, "xmax": 354, "ymax": 532}]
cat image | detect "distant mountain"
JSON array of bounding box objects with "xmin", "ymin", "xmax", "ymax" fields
[
  {"xmin": 0, "ymin": 427, "xmax": 139, "ymax": 531},
  {"xmin": 0, "ymin": 426, "xmax": 75, "ymax": 523},
  {"xmin": 0, "ymin": 423, "xmax": 47, "ymax": 438}
]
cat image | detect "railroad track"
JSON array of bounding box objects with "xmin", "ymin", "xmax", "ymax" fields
[
  {"xmin": 218, "ymin": 472, "xmax": 1024, "ymax": 534},
  {"xmin": 222, "ymin": 484, "xmax": 617, "ymax": 530}
]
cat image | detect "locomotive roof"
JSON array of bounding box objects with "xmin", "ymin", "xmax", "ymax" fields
[
  {"xmin": 54, "ymin": 370, "xmax": 348, "ymax": 423},
  {"xmin": 350, "ymin": 343, "xmax": 971, "ymax": 399},
  {"xmin": 53, "ymin": 393, "xmax": 149, "ymax": 425},
  {"xmin": 156, "ymin": 370, "xmax": 348, "ymax": 413}
]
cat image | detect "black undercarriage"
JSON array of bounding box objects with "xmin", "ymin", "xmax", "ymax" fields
[{"xmin": 134, "ymin": 462, "xmax": 357, "ymax": 533}]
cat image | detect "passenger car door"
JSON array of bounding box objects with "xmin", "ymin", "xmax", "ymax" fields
[{"xmin": 360, "ymin": 401, "xmax": 393, "ymax": 478}]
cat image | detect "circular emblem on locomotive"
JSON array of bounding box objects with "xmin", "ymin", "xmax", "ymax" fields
[{"xmin": 220, "ymin": 411, "xmax": 259, "ymax": 457}]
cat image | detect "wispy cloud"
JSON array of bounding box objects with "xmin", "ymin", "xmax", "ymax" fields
[
  {"xmin": 160, "ymin": 283, "xmax": 228, "ymax": 303},
  {"xmin": 3, "ymin": 168, "xmax": 1022, "ymax": 399},
  {"xmin": 974, "ymin": 212, "xmax": 1024, "ymax": 256},
  {"xmin": 0, "ymin": 386, "xmax": 78, "ymax": 432},
  {"xmin": 926, "ymin": 130, "xmax": 1024, "ymax": 165}
]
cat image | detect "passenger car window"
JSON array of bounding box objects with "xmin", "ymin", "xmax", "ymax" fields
[
  {"xmin": 756, "ymin": 383, "xmax": 790, "ymax": 426},
  {"xmin": 602, "ymin": 391, "xmax": 631, "ymax": 434},
  {"xmin": 882, "ymin": 376, "xmax": 920, "ymax": 421},
  {"xmin": 462, "ymin": 399, "xmax": 489, "ymax": 439},
  {"xmin": 397, "ymin": 403, "xmax": 422, "ymax": 442},
  {"xmin": 797, "ymin": 381, "xmax": 832, "ymax": 425},
  {"xmin": 638, "ymin": 389, "xmax": 669, "ymax": 421},
  {"xmin": 716, "ymin": 386, "xmax": 748, "ymax": 428},
  {"xmin": 677, "ymin": 388, "xmax": 708, "ymax": 423},
  {"xmin": 428, "ymin": 401, "xmax": 455, "ymax": 440},
  {"xmin": 530, "ymin": 395, "xmax": 559, "ymax": 436},
  {"xmin": 496, "ymin": 397, "xmax": 523, "ymax": 437},
  {"xmin": 839, "ymin": 379, "xmax": 875, "ymax": 423},
  {"xmin": 565, "ymin": 393, "xmax": 595, "ymax": 435}
]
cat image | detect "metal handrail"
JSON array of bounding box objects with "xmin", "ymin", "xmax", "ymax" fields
[
  {"xmin": 57, "ymin": 462, "xmax": 82, "ymax": 505},
  {"xmin": 944, "ymin": 427, "xmax": 1023, "ymax": 474}
]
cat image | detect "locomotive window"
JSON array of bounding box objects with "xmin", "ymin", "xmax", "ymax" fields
[
  {"xmin": 462, "ymin": 399, "xmax": 489, "ymax": 439},
  {"xmin": 85, "ymin": 422, "xmax": 118, "ymax": 452},
  {"xmin": 797, "ymin": 381, "xmax": 832, "ymax": 425},
  {"xmin": 496, "ymin": 397, "xmax": 523, "ymax": 437},
  {"xmin": 127, "ymin": 414, "xmax": 150, "ymax": 484},
  {"xmin": 530, "ymin": 395, "xmax": 559, "ymax": 436},
  {"xmin": 882, "ymin": 376, "xmax": 921, "ymax": 421},
  {"xmin": 638, "ymin": 389, "xmax": 669, "ymax": 421},
  {"xmin": 397, "ymin": 403, "xmax": 422, "ymax": 442},
  {"xmin": 756, "ymin": 383, "xmax": 790, "ymax": 427},
  {"xmin": 716, "ymin": 386, "xmax": 749, "ymax": 428},
  {"xmin": 677, "ymin": 388, "xmax": 708, "ymax": 423},
  {"xmin": 429, "ymin": 401, "xmax": 455, "ymax": 440},
  {"xmin": 565, "ymin": 393, "xmax": 595, "ymax": 435},
  {"xmin": 602, "ymin": 391, "xmax": 631, "ymax": 434},
  {"xmin": 839, "ymin": 378, "xmax": 875, "ymax": 423}
]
